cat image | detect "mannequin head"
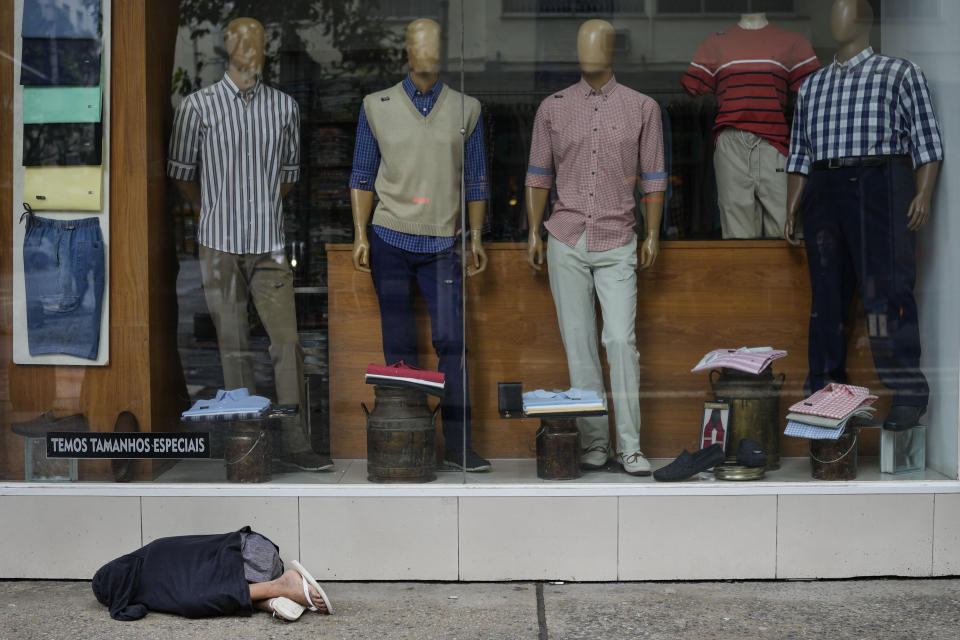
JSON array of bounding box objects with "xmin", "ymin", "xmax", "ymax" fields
[
  {"xmin": 577, "ymin": 19, "xmax": 615, "ymax": 75},
  {"xmin": 406, "ymin": 18, "xmax": 441, "ymax": 75},
  {"xmin": 225, "ymin": 18, "xmax": 265, "ymax": 75},
  {"xmin": 830, "ymin": 0, "xmax": 873, "ymax": 47}
]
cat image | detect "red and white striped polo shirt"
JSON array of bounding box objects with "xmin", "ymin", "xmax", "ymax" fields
[{"xmin": 681, "ymin": 23, "xmax": 819, "ymax": 155}]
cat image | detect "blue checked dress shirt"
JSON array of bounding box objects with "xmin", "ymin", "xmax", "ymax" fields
[
  {"xmin": 786, "ymin": 47, "xmax": 943, "ymax": 175},
  {"xmin": 350, "ymin": 75, "xmax": 488, "ymax": 253}
]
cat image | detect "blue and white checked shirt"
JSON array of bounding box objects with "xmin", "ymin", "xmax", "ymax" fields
[
  {"xmin": 350, "ymin": 75, "xmax": 488, "ymax": 253},
  {"xmin": 786, "ymin": 47, "xmax": 943, "ymax": 175}
]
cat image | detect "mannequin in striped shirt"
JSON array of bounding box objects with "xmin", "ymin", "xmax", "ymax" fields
[{"xmin": 170, "ymin": 18, "xmax": 331, "ymax": 472}]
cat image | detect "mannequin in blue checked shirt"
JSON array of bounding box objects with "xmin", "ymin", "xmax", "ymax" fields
[
  {"xmin": 349, "ymin": 19, "xmax": 491, "ymax": 472},
  {"xmin": 784, "ymin": 0, "xmax": 943, "ymax": 432}
]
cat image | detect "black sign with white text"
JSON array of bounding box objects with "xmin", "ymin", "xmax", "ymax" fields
[{"xmin": 46, "ymin": 432, "xmax": 210, "ymax": 459}]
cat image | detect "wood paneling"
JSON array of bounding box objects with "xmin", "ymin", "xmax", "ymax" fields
[
  {"xmin": 1, "ymin": 1, "xmax": 182, "ymax": 481},
  {"xmin": 328, "ymin": 241, "xmax": 885, "ymax": 459}
]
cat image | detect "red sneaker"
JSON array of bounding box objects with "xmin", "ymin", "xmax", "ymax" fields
[{"xmin": 365, "ymin": 361, "xmax": 445, "ymax": 395}]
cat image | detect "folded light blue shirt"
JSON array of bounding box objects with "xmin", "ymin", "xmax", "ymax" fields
[{"xmin": 182, "ymin": 389, "xmax": 271, "ymax": 419}]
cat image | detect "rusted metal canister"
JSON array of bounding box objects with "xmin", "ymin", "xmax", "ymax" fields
[
  {"xmin": 363, "ymin": 385, "xmax": 437, "ymax": 483},
  {"xmin": 810, "ymin": 424, "xmax": 859, "ymax": 480},
  {"xmin": 224, "ymin": 420, "xmax": 271, "ymax": 483},
  {"xmin": 710, "ymin": 367, "xmax": 784, "ymax": 470},
  {"xmin": 536, "ymin": 418, "xmax": 581, "ymax": 480}
]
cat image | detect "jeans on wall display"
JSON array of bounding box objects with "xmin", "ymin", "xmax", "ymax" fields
[
  {"xmin": 23, "ymin": 123, "xmax": 102, "ymax": 166},
  {"xmin": 22, "ymin": 212, "xmax": 105, "ymax": 359},
  {"xmin": 20, "ymin": 37, "xmax": 101, "ymax": 86}
]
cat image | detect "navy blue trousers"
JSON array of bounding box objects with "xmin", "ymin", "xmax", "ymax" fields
[
  {"xmin": 801, "ymin": 159, "xmax": 928, "ymax": 406},
  {"xmin": 369, "ymin": 231, "xmax": 470, "ymax": 451}
]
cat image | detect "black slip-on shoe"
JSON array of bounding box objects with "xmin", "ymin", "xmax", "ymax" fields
[
  {"xmin": 735, "ymin": 438, "xmax": 768, "ymax": 468},
  {"xmin": 883, "ymin": 405, "xmax": 926, "ymax": 432},
  {"xmin": 653, "ymin": 444, "xmax": 725, "ymax": 482},
  {"xmin": 279, "ymin": 451, "xmax": 334, "ymax": 472}
]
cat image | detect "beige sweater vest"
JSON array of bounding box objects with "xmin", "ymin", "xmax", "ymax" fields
[{"xmin": 363, "ymin": 82, "xmax": 481, "ymax": 237}]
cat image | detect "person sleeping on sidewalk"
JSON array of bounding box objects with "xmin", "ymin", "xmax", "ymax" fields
[{"xmin": 92, "ymin": 526, "xmax": 331, "ymax": 622}]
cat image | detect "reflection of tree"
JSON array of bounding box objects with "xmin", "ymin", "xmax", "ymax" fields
[{"xmin": 173, "ymin": 0, "xmax": 404, "ymax": 96}]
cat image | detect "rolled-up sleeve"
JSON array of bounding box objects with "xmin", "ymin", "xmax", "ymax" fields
[
  {"xmin": 167, "ymin": 97, "xmax": 201, "ymax": 181},
  {"xmin": 899, "ymin": 64, "xmax": 944, "ymax": 168},
  {"xmin": 348, "ymin": 104, "xmax": 380, "ymax": 191},
  {"xmin": 785, "ymin": 87, "xmax": 811, "ymax": 175},
  {"xmin": 464, "ymin": 117, "xmax": 489, "ymax": 202},
  {"xmin": 638, "ymin": 100, "xmax": 667, "ymax": 194},
  {"xmin": 279, "ymin": 101, "xmax": 300, "ymax": 183},
  {"xmin": 524, "ymin": 101, "xmax": 554, "ymax": 190}
]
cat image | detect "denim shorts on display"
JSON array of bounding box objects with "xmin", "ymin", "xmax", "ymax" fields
[{"xmin": 23, "ymin": 214, "xmax": 105, "ymax": 359}]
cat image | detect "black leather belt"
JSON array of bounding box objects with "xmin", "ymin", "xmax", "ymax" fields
[{"xmin": 811, "ymin": 154, "xmax": 910, "ymax": 170}]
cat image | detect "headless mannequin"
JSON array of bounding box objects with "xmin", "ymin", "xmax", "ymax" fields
[
  {"xmin": 526, "ymin": 19, "xmax": 663, "ymax": 270},
  {"xmin": 351, "ymin": 18, "xmax": 487, "ymax": 276},
  {"xmin": 173, "ymin": 18, "xmax": 295, "ymax": 208},
  {"xmin": 785, "ymin": 0, "xmax": 940, "ymax": 243},
  {"xmin": 738, "ymin": 12, "xmax": 768, "ymax": 29}
]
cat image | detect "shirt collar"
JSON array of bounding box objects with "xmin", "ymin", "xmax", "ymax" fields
[
  {"xmin": 402, "ymin": 74, "xmax": 444, "ymax": 100},
  {"xmin": 576, "ymin": 75, "xmax": 618, "ymax": 98},
  {"xmin": 221, "ymin": 72, "xmax": 262, "ymax": 101},
  {"xmin": 833, "ymin": 46, "xmax": 874, "ymax": 72}
]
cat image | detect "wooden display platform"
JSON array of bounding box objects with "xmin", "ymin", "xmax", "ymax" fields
[{"xmin": 328, "ymin": 241, "xmax": 886, "ymax": 459}]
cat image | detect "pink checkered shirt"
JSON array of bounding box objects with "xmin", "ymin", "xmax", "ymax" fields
[
  {"xmin": 788, "ymin": 383, "xmax": 878, "ymax": 420},
  {"xmin": 525, "ymin": 76, "xmax": 667, "ymax": 251}
]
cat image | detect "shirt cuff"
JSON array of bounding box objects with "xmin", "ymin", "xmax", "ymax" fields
[
  {"xmin": 785, "ymin": 156, "xmax": 810, "ymax": 175},
  {"xmin": 279, "ymin": 165, "xmax": 300, "ymax": 183},
  {"xmin": 349, "ymin": 171, "xmax": 376, "ymax": 191},
  {"xmin": 167, "ymin": 159, "xmax": 196, "ymax": 181},
  {"xmin": 912, "ymin": 146, "xmax": 944, "ymax": 169},
  {"xmin": 525, "ymin": 166, "xmax": 554, "ymax": 190},
  {"xmin": 465, "ymin": 175, "xmax": 489, "ymax": 202}
]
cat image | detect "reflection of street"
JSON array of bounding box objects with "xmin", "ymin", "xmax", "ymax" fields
[{"xmin": 175, "ymin": 255, "xmax": 330, "ymax": 459}]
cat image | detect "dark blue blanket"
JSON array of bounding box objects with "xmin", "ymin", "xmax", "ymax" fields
[{"xmin": 92, "ymin": 527, "xmax": 253, "ymax": 621}]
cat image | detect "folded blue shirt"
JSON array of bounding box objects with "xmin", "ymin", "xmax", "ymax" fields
[{"xmin": 182, "ymin": 389, "xmax": 271, "ymax": 419}]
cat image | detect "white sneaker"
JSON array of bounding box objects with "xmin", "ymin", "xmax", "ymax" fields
[
  {"xmin": 617, "ymin": 451, "xmax": 651, "ymax": 476},
  {"xmin": 580, "ymin": 444, "xmax": 610, "ymax": 470}
]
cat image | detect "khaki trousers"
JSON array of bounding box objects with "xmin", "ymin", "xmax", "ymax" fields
[
  {"xmin": 547, "ymin": 232, "xmax": 642, "ymax": 455},
  {"xmin": 714, "ymin": 128, "xmax": 787, "ymax": 239},
  {"xmin": 199, "ymin": 246, "xmax": 309, "ymax": 454}
]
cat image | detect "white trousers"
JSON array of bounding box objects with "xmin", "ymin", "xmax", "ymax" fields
[
  {"xmin": 714, "ymin": 128, "xmax": 787, "ymax": 239},
  {"xmin": 547, "ymin": 232, "xmax": 641, "ymax": 454}
]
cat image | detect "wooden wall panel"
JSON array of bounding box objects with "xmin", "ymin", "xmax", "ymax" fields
[
  {"xmin": 1, "ymin": 1, "xmax": 182, "ymax": 481},
  {"xmin": 328, "ymin": 241, "xmax": 885, "ymax": 460}
]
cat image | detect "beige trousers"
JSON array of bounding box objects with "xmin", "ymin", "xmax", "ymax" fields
[
  {"xmin": 714, "ymin": 128, "xmax": 787, "ymax": 239},
  {"xmin": 199, "ymin": 246, "xmax": 309, "ymax": 454},
  {"xmin": 546, "ymin": 232, "xmax": 642, "ymax": 455}
]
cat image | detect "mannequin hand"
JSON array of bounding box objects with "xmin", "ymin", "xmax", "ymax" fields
[
  {"xmin": 467, "ymin": 234, "xmax": 487, "ymax": 277},
  {"xmin": 527, "ymin": 234, "xmax": 545, "ymax": 272},
  {"xmin": 784, "ymin": 210, "xmax": 801, "ymax": 246},
  {"xmin": 352, "ymin": 237, "xmax": 371, "ymax": 273},
  {"xmin": 639, "ymin": 234, "xmax": 659, "ymax": 270},
  {"xmin": 906, "ymin": 193, "xmax": 933, "ymax": 231}
]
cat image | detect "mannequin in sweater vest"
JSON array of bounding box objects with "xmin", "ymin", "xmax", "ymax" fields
[
  {"xmin": 349, "ymin": 18, "xmax": 491, "ymax": 471},
  {"xmin": 524, "ymin": 19, "xmax": 666, "ymax": 476}
]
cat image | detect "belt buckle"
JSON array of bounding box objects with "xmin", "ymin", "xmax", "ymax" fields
[{"xmin": 827, "ymin": 157, "xmax": 841, "ymax": 169}]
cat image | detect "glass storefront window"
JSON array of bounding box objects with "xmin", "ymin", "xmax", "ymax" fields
[{"xmin": 2, "ymin": 0, "xmax": 958, "ymax": 487}]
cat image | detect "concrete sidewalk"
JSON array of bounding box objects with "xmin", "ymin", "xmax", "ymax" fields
[{"xmin": 2, "ymin": 578, "xmax": 959, "ymax": 639}]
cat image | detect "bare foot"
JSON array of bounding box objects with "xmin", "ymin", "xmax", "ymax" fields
[{"xmin": 276, "ymin": 569, "xmax": 329, "ymax": 613}]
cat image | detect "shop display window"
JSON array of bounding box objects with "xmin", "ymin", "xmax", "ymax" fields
[{"xmin": 2, "ymin": 0, "xmax": 958, "ymax": 487}]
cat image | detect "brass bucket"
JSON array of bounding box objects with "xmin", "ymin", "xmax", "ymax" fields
[
  {"xmin": 809, "ymin": 425, "xmax": 859, "ymax": 480},
  {"xmin": 710, "ymin": 367, "xmax": 784, "ymax": 470},
  {"xmin": 536, "ymin": 418, "xmax": 581, "ymax": 480},
  {"xmin": 362, "ymin": 385, "xmax": 438, "ymax": 483},
  {"xmin": 224, "ymin": 421, "xmax": 271, "ymax": 483}
]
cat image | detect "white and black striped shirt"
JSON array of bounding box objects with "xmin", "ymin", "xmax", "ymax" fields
[{"xmin": 168, "ymin": 73, "xmax": 300, "ymax": 254}]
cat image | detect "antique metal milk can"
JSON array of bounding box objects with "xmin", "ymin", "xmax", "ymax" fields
[{"xmin": 362, "ymin": 385, "xmax": 438, "ymax": 483}]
